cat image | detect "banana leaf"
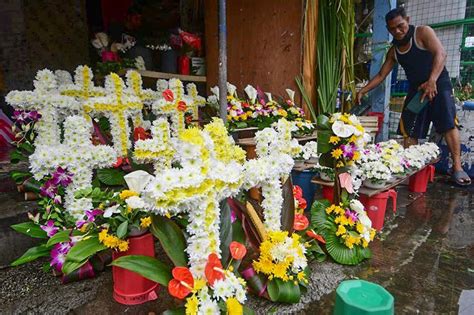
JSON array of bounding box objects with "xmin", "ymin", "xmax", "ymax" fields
[
  {"xmin": 267, "ymin": 278, "xmax": 301, "ymax": 303},
  {"xmin": 110, "ymin": 255, "xmax": 172, "ymax": 286},
  {"xmin": 150, "ymin": 215, "xmax": 188, "ymax": 266}
]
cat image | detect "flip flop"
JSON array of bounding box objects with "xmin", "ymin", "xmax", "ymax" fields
[{"xmin": 452, "ymin": 170, "xmax": 471, "ymax": 186}]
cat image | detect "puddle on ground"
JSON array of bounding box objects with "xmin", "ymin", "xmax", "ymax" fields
[{"xmin": 304, "ymin": 181, "xmax": 474, "ymax": 314}]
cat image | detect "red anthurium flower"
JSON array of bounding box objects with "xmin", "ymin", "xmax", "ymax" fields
[
  {"xmin": 163, "ymin": 89, "xmax": 174, "ymax": 102},
  {"xmin": 133, "ymin": 127, "xmax": 149, "ymax": 141},
  {"xmin": 229, "ymin": 241, "xmax": 247, "ymax": 260},
  {"xmin": 297, "ymin": 197, "xmax": 307, "ymax": 210},
  {"xmin": 293, "ymin": 185, "xmax": 303, "ymax": 199},
  {"xmin": 293, "ymin": 214, "xmax": 309, "ymax": 231},
  {"xmin": 177, "ymin": 101, "xmax": 187, "ymax": 112},
  {"xmin": 168, "ymin": 266, "xmax": 194, "ymax": 299},
  {"xmin": 306, "ymin": 229, "xmax": 326, "ymax": 244},
  {"xmin": 205, "ymin": 253, "xmax": 225, "ymax": 286},
  {"xmin": 113, "ymin": 157, "xmax": 124, "ymax": 168}
]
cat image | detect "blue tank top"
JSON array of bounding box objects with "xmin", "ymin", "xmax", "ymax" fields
[{"xmin": 395, "ymin": 26, "xmax": 452, "ymax": 91}]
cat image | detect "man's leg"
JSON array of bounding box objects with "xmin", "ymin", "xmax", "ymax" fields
[{"xmin": 444, "ymin": 127, "xmax": 462, "ymax": 172}]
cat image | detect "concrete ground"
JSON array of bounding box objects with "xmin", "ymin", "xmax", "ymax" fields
[{"xmin": 0, "ymin": 158, "xmax": 472, "ymax": 314}]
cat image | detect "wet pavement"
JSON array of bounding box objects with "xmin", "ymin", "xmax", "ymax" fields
[{"xmin": 0, "ymin": 170, "xmax": 472, "ymax": 314}]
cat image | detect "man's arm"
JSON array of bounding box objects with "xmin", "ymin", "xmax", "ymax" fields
[
  {"xmin": 418, "ymin": 26, "xmax": 447, "ymax": 101},
  {"xmin": 356, "ymin": 47, "xmax": 396, "ymax": 104}
]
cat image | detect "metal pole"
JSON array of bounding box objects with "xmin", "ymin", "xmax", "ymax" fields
[{"xmin": 218, "ymin": 0, "xmax": 228, "ymax": 123}]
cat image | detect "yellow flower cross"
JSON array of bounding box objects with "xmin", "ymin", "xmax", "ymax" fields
[{"xmin": 60, "ymin": 65, "xmax": 105, "ymax": 100}]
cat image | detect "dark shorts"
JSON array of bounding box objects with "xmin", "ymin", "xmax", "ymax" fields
[{"xmin": 397, "ymin": 88, "xmax": 457, "ymax": 139}]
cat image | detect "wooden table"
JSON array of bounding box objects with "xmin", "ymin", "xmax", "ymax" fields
[{"xmin": 310, "ymin": 159, "xmax": 440, "ymax": 197}]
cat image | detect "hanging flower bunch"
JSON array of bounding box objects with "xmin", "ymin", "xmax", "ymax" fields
[{"xmin": 317, "ymin": 113, "xmax": 370, "ymax": 169}]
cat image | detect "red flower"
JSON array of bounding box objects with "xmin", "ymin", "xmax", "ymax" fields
[
  {"xmin": 185, "ymin": 115, "xmax": 193, "ymax": 124},
  {"xmin": 229, "ymin": 241, "xmax": 247, "ymax": 260},
  {"xmin": 177, "ymin": 101, "xmax": 187, "ymax": 112},
  {"xmin": 113, "ymin": 157, "xmax": 130, "ymax": 168},
  {"xmin": 168, "ymin": 266, "xmax": 194, "ymax": 299},
  {"xmin": 242, "ymin": 102, "xmax": 250, "ymax": 108},
  {"xmin": 204, "ymin": 253, "xmax": 225, "ymax": 286},
  {"xmin": 163, "ymin": 89, "xmax": 174, "ymax": 102},
  {"xmin": 293, "ymin": 214, "xmax": 309, "ymax": 231},
  {"xmin": 293, "ymin": 185, "xmax": 303, "ymax": 199},
  {"xmin": 297, "ymin": 197, "xmax": 307, "ymax": 210},
  {"xmin": 306, "ymin": 230, "xmax": 326, "ymax": 244},
  {"xmin": 133, "ymin": 127, "xmax": 149, "ymax": 141}
]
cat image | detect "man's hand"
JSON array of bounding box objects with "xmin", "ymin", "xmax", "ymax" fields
[
  {"xmin": 419, "ymin": 79, "xmax": 437, "ymax": 102},
  {"xmin": 356, "ymin": 90, "xmax": 366, "ymax": 105}
]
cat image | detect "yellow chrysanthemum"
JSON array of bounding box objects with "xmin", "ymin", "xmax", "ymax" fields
[
  {"xmin": 185, "ymin": 295, "xmax": 199, "ymax": 315},
  {"xmin": 336, "ymin": 225, "xmax": 347, "ymax": 236},
  {"xmin": 226, "ymin": 297, "xmax": 243, "ymax": 315},
  {"xmin": 119, "ymin": 189, "xmax": 139, "ymax": 200},
  {"xmin": 329, "ymin": 136, "xmax": 340, "ymax": 144},
  {"xmin": 140, "ymin": 216, "xmax": 152, "ymax": 229},
  {"xmin": 118, "ymin": 240, "xmax": 129, "ymax": 252},
  {"xmin": 331, "ymin": 148, "xmax": 343, "ymax": 159}
]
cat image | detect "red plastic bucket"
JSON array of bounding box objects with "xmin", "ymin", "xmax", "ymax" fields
[
  {"xmin": 322, "ymin": 186, "xmax": 334, "ymax": 204},
  {"xmin": 408, "ymin": 165, "xmax": 435, "ymax": 193},
  {"xmin": 112, "ymin": 233, "xmax": 159, "ymax": 305},
  {"xmin": 359, "ymin": 189, "xmax": 397, "ymax": 231}
]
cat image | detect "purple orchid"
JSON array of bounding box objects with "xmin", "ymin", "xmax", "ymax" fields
[
  {"xmin": 50, "ymin": 243, "xmax": 71, "ymax": 272},
  {"xmin": 41, "ymin": 220, "xmax": 59, "ymax": 237},
  {"xmin": 345, "ymin": 209, "xmax": 359, "ymax": 223},
  {"xmin": 53, "ymin": 195, "xmax": 62, "ymax": 204},
  {"xmin": 76, "ymin": 209, "xmax": 103, "ymax": 228},
  {"xmin": 51, "ymin": 167, "xmax": 73, "ymax": 187},
  {"xmin": 12, "ymin": 110, "xmax": 29, "ymax": 124},
  {"xmin": 341, "ymin": 143, "xmax": 356, "ymax": 159},
  {"xmin": 27, "ymin": 111, "xmax": 42, "ymax": 122},
  {"xmin": 40, "ymin": 179, "xmax": 58, "ymax": 198}
]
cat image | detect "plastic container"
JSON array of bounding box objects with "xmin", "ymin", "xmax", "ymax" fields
[
  {"xmin": 408, "ymin": 165, "xmax": 435, "ymax": 193},
  {"xmin": 178, "ymin": 55, "xmax": 191, "ymax": 75},
  {"xmin": 291, "ymin": 170, "xmax": 318, "ymax": 211},
  {"xmin": 112, "ymin": 233, "xmax": 158, "ymax": 305},
  {"xmin": 359, "ymin": 189, "xmax": 397, "ymax": 231},
  {"xmin": 322, "ymin": 186, "xmax": 334, "ymax": 204},
  {"xmin": 334, "ymin": 279, "xmax": 394, "ymax": 315}
]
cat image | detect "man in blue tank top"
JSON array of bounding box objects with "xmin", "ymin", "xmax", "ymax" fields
[{"xmin": 356, "ymin": 7, "xmax": 471, "ymax": 186}]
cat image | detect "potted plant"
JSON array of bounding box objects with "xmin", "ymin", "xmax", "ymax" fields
[{"xmin": 360, "ymin": 161, "xmax": 392, "ymax": 189}]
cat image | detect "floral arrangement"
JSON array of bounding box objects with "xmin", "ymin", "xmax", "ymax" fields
[
  {"xmin": 207, "ymin": 83, "xmax": 315, "ymax": 135},
  {"xmin": 359, "ymin": 160, "xmax": 392, "ymax": 184},
  {"xmin": 316, "ymin": 113, "xmax": 370, "ymax": 169}
]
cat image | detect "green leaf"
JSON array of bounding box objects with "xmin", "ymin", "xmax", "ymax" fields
[
  {"xmin": 267, "ymin": 278, "xmax": 301, "ymax": 303},
  {"xmin": 110, "ymin": 255, "xmax": 172, "ymax": 286},
  {"xmin": 232, "ymin": 220, "xmax": 245, "ymax": 244},
  {"xmin": 19, "ymin": 142, "xmax": 35, "ymax": 154},
  {"xmin": 117, "ymin": 221, "xmax": 128, "ymax": 239},
  {"xmin": 10, "ymin": 149, "xmax": 28, "ymax": 164},
  {"xmin": 62, "ymin": 259, "xmax": 88, "ymax": 275},
  {"xmin": 219, "ymin": 199, "xmax": 233, "ymax": 265},
  {"xmin": 243, "ymin": 306, "xmax": 256, "ymax": 315},
  {"xmin": 96, "ymin": 168, "xmax": 126, "ymax": 186},
  {"xmin": 11, "ymin": 222, "xmax": 47, "ymax": 238},
  {"xmin": 66, "ymin": 236, "xmax": 107, "ymax": 263},
  {"xmin": 316, "ymin": 130, "xmax": 333, "ymax": 154},
  {"xmin": 162, "ymin": 308, "xmax": 185, "ymax": 315},
  {"xmin": 46, "ymin": 229, "xmax": 72, "ymax": 247},
  {"xmin": 10, "ymin": 171, "xmax": 31, "ymax": 184},
  {"xmin": 22, "ymin": 178, "xmax": 42, "ymax": 193},
  {"xmin": 150, "ymin": 215, "xmax": 188, "ymax": 266},
  {"xmin": 235, "ymin": 122, "xmax": 248, "ymax": 129},
  {"xmin": 317, "ymin": 114, "xmax": 331, "ymax": 129},
  {"xmin": 11, "ymin": 244, "xmax": 51, "ymax": 266},
  {"xmin": 325, "ymin": 232, "xmax": 370, "ymax": 265},
  {"xmin": 310, "ymin": 199, "xmax": 331, "ymax": 232},
  {"xmin": 281, "ymin": 177, "xmax": 295, "ymax": 233}
]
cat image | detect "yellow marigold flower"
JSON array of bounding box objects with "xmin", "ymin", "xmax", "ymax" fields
[
  {"xmin": 353, "ymin": 151, "xmax": 361, "ymax": 161},
  {"xmin": 336, "ymin": 224, "xmax": 347, "ymax": 236},
  {"xmin": 193, "ymin": 278, "xmax": 206, "ymax": 292},
  {"xmin": 119, "ymin": 189, "xmax": 139, "ymax": 200},
  {"xmin": 226, "ymin": 297, "xmax": 243, "ymax": 315},
  {"xmin": 329, "ymin": 136, "xmax": 340, "ymax": 144},
  {"xmin": 356, "ymin": 222, "xmax": 364, "ymax": 234},
  {"xmin": 98, "ymin": 229, "xmax": 108, "ymax": 242},
  {"xmin": 140, "ymin": 216, "xmax": 152, "ymax": 229},
  {"xmin": 336, "ymin": 161, "xmax": 345, "ymax": 168},
  {"xmin": 370, "ymin": 229, "xmax": 376, "ymax": 241},
  {"xmin": 297, "ymin": 271, "xmax": 306, "ymax": 281},
  {"xmin": 185, "ymin": 295, "xmax": 199, "ymax": 315},
  {"xmin": 349, "ymin": 135, "xmax": 358, "ymax": 143},
  {"xmin": 118, "ymin": 240, "xmax": 129, "ymax": 252},
  {"xmin": 362, "ymin": 239, "xmax": 369, "ymax": 248},
  {"xmin": 331, "ymin": 148, "xmax": 343, "ymax": 159}
]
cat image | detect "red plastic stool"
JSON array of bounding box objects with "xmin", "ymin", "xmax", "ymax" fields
[
  {"xmin": 112, "ymin": 233, "xmax": 159, "ymax": 305},
  {"xmin": 359, "ymin": 189, "xmax": 397, "ymax": 230},
  {"xmin": 409, "ymin": 165, "xmax": 435, "ymax": 193}
]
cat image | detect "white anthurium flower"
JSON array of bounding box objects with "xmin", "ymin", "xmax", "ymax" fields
[
  {"xmin": 126, "ymin": 196, "xmax": 146, "ymax": 209},
  {"xmin": 124, "ymin": 170, "xmax": 154, "ymax": 193},
  {"xmin": 332, "ymin": 120, "xmax": 355, "ymax": 138},
  {"xmin": 350, "ymin": 199, "xmax": 365, "ymax": 214},
  {"xmin": 226, "ymin": 82, "xmax": 237, "ymax": 96},
  {"xmin": 244, "ymin": 85, "xmax": 257, "ymax": 103},
  {"xmin": 265, "ymin": 92, "xmax": 272, "ymax": 102},
  {"xmin": 286, "ymin": 89, "xmax": 295, "ymax": 102},
  {"xmin": 210, "ymin": 86, "xmax": 219, "ymax": 96},
  {"xmin": 103, "ymin": 204, "xmax": 121, "ymax": 218}
]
